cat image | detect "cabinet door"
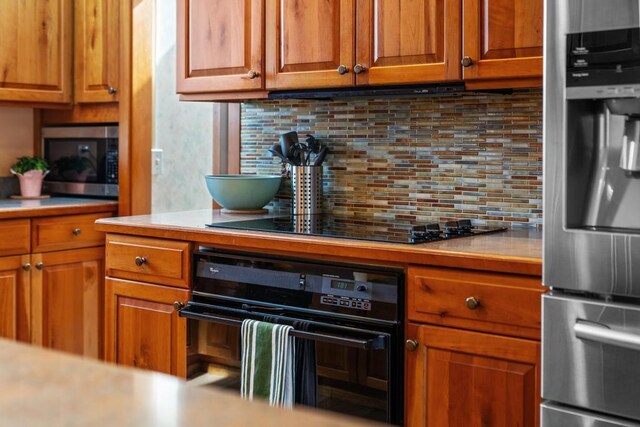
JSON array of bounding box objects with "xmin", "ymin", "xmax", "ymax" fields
[
  {"xmin": 462, "ymin": 0, "xmax": 543, "ymax": 87},
  {"xmin": 177, "ymin": 0, "xmax": 264, "ymax": 94},
  {"xmin": 0, "ymin": 0, "xmax": 72, "ymax": 103},
  {"xmin": 31, "ymin": 247, "xmax": 104, "ymax": 358},
  {"xmin": 75, "ymin": 0, "xmax": 120, "ymax": 102},
  {"xmin": 105, "ymin": 278, "xmax": 188, "ymax": 377},
  {"xmin": 266, "ymin": 0, "xmax": 355, "ymax": 89},
  {"xmin": 406, "ymin": 323, "xmax": 540, "ymax": 427},
  {"xmin": 0, "ymin": 255, "xmax": 30, "ymax": 342},
  {"xmin": 356, "ymin": 0, "xmax": 461, "ymax": 85}
]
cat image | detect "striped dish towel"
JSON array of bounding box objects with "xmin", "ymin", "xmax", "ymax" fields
[{"xmin": 240, "ymin": 319, "xmax": 295, "ymax": 408}]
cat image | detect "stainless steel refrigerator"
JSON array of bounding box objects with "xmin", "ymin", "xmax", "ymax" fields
[{"xmin": 543, "ymin": 1, "xmax": 640, "ymax": 426}]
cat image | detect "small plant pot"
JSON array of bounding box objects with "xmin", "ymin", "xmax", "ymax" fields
[{"xmin": 12, "ymin": 170, "xmax": 49, "ymax": 198}]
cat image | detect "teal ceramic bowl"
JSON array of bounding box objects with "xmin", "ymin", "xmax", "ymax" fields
[{"xmin": 205, "ymin": 174, "xmax": 282, "ymax": 211}]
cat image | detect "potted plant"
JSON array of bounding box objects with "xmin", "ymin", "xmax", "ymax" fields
[{"xmin": 10, "ymin": 156, "xmax": 50, "ymax": 198}]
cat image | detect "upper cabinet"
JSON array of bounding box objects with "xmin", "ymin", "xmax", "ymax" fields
[
  {"xmin": 0, "ymin": 0, "xmax": 73, "ymax": 104},
  {"xmin": 265, "ymin": 0, "xmax": 355, "ymax": 90},
  {"xmin": 462, "ymin": 0, "xmax": 543, "ymax": 88},
  {"xmin": 355, "ymin": 0, "xmax": 461, "ymax": 86},
  {"xmin": 74, "ymin": 0, "xmax": 120, "ymax": 103},
  {"xmin": 177, "ymin": 0, "xmax": 264, "ymax": 94}
]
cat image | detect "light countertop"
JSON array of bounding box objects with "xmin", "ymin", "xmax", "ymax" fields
[
  {"xmin": 0, "ymin": 339, "xmax": 374, "ymax": 427},
  {"xmin": 0, "ymin": 197, "xmax": 118, "ymax": 219}
]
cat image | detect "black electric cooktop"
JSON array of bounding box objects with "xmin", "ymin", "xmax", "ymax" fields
[{"xmin": 206, "ymin": 216, "xmax": 507, "ymax": 245}]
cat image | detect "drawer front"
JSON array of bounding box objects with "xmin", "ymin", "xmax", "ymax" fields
[
  {"xmin": 408, "ymin": 266, "xmax": 543, "ymax": 337},
  {"xmin": 543, "ymin": 294, "xmax": 640, "ymax": 421},
  {"xmin": 541, "ymin": 402, "xmax": 640, "ymax": 427},
  {"xmin": 0, "ymin": 219, "xmax": 30, "ymax": 256},
  {"xmin": 32, "ymin": 213, "xmax": 112, "ymax": 252},
  {"xmin": 106, "ymin": 234, "xmax": 190, "ymax": 288}
]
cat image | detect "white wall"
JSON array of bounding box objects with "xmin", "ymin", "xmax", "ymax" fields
[
  {"xmin": 0, "ymin": 108, "xmax": 34, "ymax": 175},
  {"xmin": 152, "ymin": 0, "xmax": 214, "ymax": 213}
]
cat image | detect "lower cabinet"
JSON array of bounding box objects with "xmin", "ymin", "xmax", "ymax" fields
[
  {"xmin": 0, "ymin": 255, "xmax": 30, "ymax": 342},
  {"xmin": 405, "ymin": 323, "xmax": 540, "ymax": 427},
  {"xmin": 104, "ymin": 278, "xmax": 188, "ymax": 377},
  {"xmin": 31, "ymin": 247, "xmax": 105, "ymax": 358}
]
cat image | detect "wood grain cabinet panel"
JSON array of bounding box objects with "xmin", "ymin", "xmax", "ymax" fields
[
  {"xmin": 177, "ymin": 0, "xmax": 264, "ymax": 93},
  {"xmin": 355, "ymin": 0, "xmax": 461, "ymax": 85},
  {"xmin": 266, "ymin": 0, "xmax": 355, "ymax": 89},
  {"xmin": 104, "ymin": 278, "xmax": 188, "ymax": 377},
  {"xmin": 0, "ymin": 220, "xmax": 30, "ymax": 257},
  {"xmin": 32, "ymin": 213, "xmax": 112, "ymax": 253},
  {"xmin": 0, "ymin": 0, "xmax": 72, "ymax": 103},
  {"xmin": 462, "ymin": 0, "xmax": 543, "ymax": 86},
  {"xmin": 0, "ymin": 255, "xmax": 30, "ymax": 342},
  {"xmin": 406, "ymin": 323, "xmax": 540, "ymax": 427},
  {"xmin": 30, "ymin": 247, "xmax": 104, "ymax": 358},
  {"xmin": 74, "ymin": 0, "xmax": 120, "ymax": 102}
]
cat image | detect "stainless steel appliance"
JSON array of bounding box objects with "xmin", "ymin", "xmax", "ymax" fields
[
  {"xmin": 179, "ymin": 249, "xmax": 403, "ymax": 424},
  {"xmin": 543, "ymin": 1, "xmax": 640, "ymax": 425},
  {"xmin": 42, "ymin": 126, "xmax": 118, "ymax": 198}
]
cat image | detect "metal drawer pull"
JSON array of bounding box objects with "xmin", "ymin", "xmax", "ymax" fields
[
  {"xmin": 72, "ymin": 228, "xmax": 81, "ymax": 236},
  {"xmin": 465, "ymin": 296, "xmax": 480, "ymax": 310},
  {"xmin": 135, "ymin": 256, "xmax": 147, "ymax": 266},
  {"xmin": 35, "ymin": 262, "xmax": 44, "ymax": 270},
  {"xmin": 575, "ymin": 320, "xmax": 640, "ymax": 352}
]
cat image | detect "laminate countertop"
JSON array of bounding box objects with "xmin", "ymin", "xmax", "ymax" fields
[
  {"xmin": 0, "ymin": 197, "xmax": 118, "ymax": 219},
  {"xmin": 0, "ymin": 339, "xmax": 373, "ymax": 427},
  {"xmin": 96, "ymin": 210, "xmax": 542, "ymax": 276}
]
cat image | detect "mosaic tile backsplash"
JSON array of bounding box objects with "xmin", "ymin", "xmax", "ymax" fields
[{"xmin": 241, "ymin": 90, "xmax": 542, "ymax": 227}]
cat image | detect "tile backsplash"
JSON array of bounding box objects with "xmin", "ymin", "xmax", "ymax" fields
[{"xmin": 241, "ymin": 90, "xmax": 542, "ymax": 227}]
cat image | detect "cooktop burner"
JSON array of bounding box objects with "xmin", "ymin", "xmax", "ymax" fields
[{"xmin": 206, "ymin": 216, "xmax": 507, "ymax": 245}]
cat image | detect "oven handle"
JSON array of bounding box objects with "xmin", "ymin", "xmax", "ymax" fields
[
  {"xmin": 179, "ymin": 308, "xmax": 387, "ymax": 350},
  {"xmin": 575, "ymin": 320, "xmax": 640, "ymax": 352}
]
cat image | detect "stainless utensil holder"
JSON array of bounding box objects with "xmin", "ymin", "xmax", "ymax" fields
[{"xmin": 291, "ymin": 166, "xmax": 322, "ymax": 215}]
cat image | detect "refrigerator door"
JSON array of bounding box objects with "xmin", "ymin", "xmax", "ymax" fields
[
  {"xmin": 543, "ymin": 294, "xmax": 640, "ymax": 421},
  {"xmin": 542, "ymin": 402, "xmax": 640, "ymax": 427},
  {"xmin": 544, "ymin": 0, "xmax": 640, "ymax": 297}
]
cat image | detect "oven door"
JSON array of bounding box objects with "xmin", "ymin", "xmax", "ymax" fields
[{"xmin": 179, "ymin": 302, "xmax": 400, "ymax": 424}]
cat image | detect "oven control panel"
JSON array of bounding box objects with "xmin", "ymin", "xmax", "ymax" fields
[{"xmin": 320, "ymin": 295, "xmax": 371, "ymax": 311}]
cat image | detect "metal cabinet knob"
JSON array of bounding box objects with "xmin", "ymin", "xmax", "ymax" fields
[
  {"xmin": 246, "ymin": 69, "xmax": 260, "ymax": 79},
  {"xmin": 22, "ymin": 263, "xmax": 31, "ymax": 272},
  {"xmin": 134, "ymin": 256, "xmax": 147, "ymax": 267},
  {"xmin": 337, "ymin": 65, "xmax": 349, "ymax": 75},
  {"xmin": 35, "ymin": 262, "xmax": 44, "ymax": 270},
  {"xmin": 465, "ymin": 296, "xmax": 480, "ymax": 310},
  {"xmin": 108, "ymin": 86, "xmax": 117, "ymax": 95},
  {"xmin": 461, "ymin": 56, "xmax": 474, "ymax": 67},
  {"xmin": 72, "ymin": 228, "xmax": 82, "ymax": 236},
  {"xmin": 405, "ymin": 339, "xmax": 419, "ymax": 352},
  {"xmin": 173, "ymin": 301, "xmax": 185, "ymax": 312},
  {"xmin": 353, "ymin": 64, "xmax": 367, "ymax": 74}
]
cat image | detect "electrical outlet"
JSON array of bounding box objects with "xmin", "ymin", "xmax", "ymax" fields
[{"xmin": 151, "ymin": 148, "xmax": 163, "ymax": 175}]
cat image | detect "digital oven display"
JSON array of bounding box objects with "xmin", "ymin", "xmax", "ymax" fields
[{"xmin": 331, "ymin": 280, "xmax": 355, "ymax": 291}]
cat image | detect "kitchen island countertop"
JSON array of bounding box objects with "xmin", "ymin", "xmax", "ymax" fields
[
  {"xmin": 96, "ymin": 209, "xmax": 542, "ymax": 276},
  {"xmin": 0, "ymin": 196, "xmax": 118, "ymax": 219},
  {"xmin": 0, "ymin": 339, "xmax": 373, "ymax": 427}
]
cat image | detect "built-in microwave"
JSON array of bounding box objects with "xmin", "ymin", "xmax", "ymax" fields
[{"xmin": 42, "ymin": 126, "xmax": 118, "ymax": 198}]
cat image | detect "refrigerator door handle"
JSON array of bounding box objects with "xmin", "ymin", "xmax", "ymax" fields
[{"xmin": 575, "ymin": 320, "xmax": 640, "ymax": 352}]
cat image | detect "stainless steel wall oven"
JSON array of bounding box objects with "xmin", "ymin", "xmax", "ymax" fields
[{"xmin": 179, "ymin": 249, "xmax": 404, "ymax": 424}]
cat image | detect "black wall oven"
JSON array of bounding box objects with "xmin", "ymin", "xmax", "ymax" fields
[
  {"xmin": 42, "ymin": 126, "xmax": 118, "ymax": 198},
  {"xmin": 180, "ymin": 249, "xmax": 404, "ymax": 424}
]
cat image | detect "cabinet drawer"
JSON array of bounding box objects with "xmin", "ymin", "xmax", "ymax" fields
[
  {"xmin": 0, "ymin": 220, "xmax": 30, "ymax": 256},
  {"xmin": 32, "ymin": 213, "xmax": 112, "ymax": 252},
  {"xmin": 408, "ymin": 266, "xmax": 544, "ymax": 338},
  {"xmin": 106, "ymin": 235, "xmax": 190, "ymax": 288}
]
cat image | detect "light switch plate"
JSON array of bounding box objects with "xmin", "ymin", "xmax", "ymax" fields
[{"xmin": 151, "ymin": 148, "xmax": 163, "ymax": 175}]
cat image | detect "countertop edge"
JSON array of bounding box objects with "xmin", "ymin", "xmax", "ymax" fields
[{"xmin": 0, "ymin": 200, "xmax": 118, "ymax": 219}]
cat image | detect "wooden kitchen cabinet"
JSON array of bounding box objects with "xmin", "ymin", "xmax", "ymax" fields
[
  {"xmin": 0, "ymin": 0, "xmax": 73, "ymax": 104},
  {"xmin": 265, "ymin": 0, "xmax": 355, "ymax": 90},
  {"xmin": 74, "ymin": 0, "xmax": 120, "ymax": 103},
  {"xmin": 30, "ymin": 247, "xmax": 104, "ymax": 358},
  {"xmin": 104, "ymin": 278, "xmax": 188, "ymax": 377},
  {"xmin": 0, "ymin": 255, "xmax": 31, "ymax": 342},
  {"xmin": 462, "ymin": 0, "xmax": 543, "ymax": 88},
  {"xmin": 177, "ymin": 0, "xmax": 264, "ymax": 94},
  {"xmin": 355, "ymin": 0, "xmax": 461, "ymax": 86},
  {"xmin": 405, "ymin": 323, "xmax": 540, "ymax": 427}
]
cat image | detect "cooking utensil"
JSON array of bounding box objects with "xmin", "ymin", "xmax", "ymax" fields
[
  {"xmin": 313, "ymin": 146, "xmax": 329, "ymax": 166},
  {"xmin": 280, "ymin": 132, "xmax": 299, "ymax": 164},
  {"xmin": 267, "ymin": 144, "xmax": 287, "ymax": 163}
]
